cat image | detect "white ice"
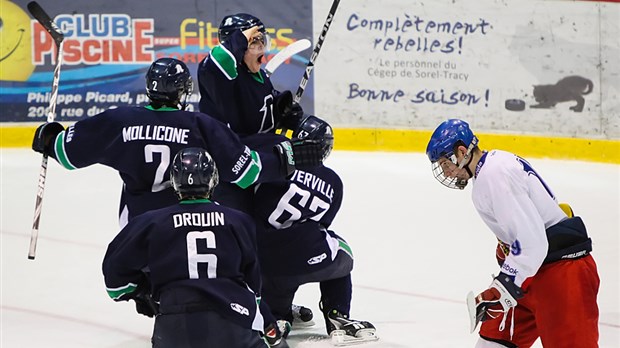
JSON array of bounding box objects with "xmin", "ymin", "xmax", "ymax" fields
[{"xmin": 1, "ymin": 148, "xmax": 618, "ymax": 347}]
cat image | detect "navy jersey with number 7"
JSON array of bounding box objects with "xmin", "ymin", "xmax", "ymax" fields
[{"xmin": 48, "ymin": 105, "xmax": 285, "ymax": 225}]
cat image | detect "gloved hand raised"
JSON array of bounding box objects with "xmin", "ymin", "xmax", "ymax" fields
[
  {"xmin": 291, "ymin": 138, "xmax": 322, "ymax": 170},
  {"xmin": 273, "ymin": 90, "xmax": 304, "ymax": 130},
  {"xmin": 32, "ymin": 121, "xmax": 64, "ymax": 158},
  {"xmin": 273, "ymin": 138, "xmax": 323, "ymax": 177}
]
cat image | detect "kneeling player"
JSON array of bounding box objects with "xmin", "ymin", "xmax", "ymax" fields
[{"xmin": 253, "ymin": 116, "xmax": 378, "ymax": 345}]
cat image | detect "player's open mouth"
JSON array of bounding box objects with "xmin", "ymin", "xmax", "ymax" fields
[
  {"xmin": 0, "ymin": 29, "xmax": 25, "ymax": 62},
  {"xmin": 257, "ymin": 55, "xmax": 264, "ymax": 64}
]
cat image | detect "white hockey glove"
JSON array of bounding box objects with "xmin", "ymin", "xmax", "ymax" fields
[{"xmin": 467, "ymin": 273, "xmax": 523, "ymax": 333}]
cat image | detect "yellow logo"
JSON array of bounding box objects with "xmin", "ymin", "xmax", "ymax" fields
[{"xmin": 0, "ymin": 0, "xmax": 35, "ymax": 81}]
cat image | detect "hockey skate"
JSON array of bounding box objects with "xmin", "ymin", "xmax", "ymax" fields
[
  {"xmin": 321, "ymin": 306, "xmax": 378, "ymax": 346},
  {"xmin": 264, "ymin": 320, "xmax": 291, "ymax": 348},
  {"xmin": 292, "ymin": 304, "xmax": 315, "ymax": 327}
]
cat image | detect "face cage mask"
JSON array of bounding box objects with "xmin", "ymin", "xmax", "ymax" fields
[{"xmin": 430, "ymin": 138, "xmax": 478, "ymax": 190}]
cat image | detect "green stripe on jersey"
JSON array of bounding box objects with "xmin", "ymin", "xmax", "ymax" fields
[
  {"xmin": 338, "ymin": 239, "xmax": 353, "ymax": 259},
  {"xmin": 54, "ymin": 131, "xmax": 77, "ymax": 170},
  {"xmin": 235, "ymin": 150, "xmax": 262, "ymax": 189},
  {"xmin": 106, "ymin": 283, "xmax": 138, "ymax": 300},
  {"xmin": 210, "ymin": 46, "xmax": 238, "ymax": 80}
]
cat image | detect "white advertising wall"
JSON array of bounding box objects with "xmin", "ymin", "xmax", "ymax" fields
[{"xmin": 313, "ymin": 0, "xmax": 620, "ymax": 139}]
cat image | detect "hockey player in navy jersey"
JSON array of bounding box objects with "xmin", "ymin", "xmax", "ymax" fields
[
  {"xmin": 31, "ymin": 57, "xmax": 320, "ymax": 228},
  {"xmin": 197, "ymin": 13, "xmax": 302, "ymax": 136},
  {"xmin": 426, "ymin": 119, "xmax": 599, "ymax": 347},
  {"xmin": 196, "ymin": 13, "xmax": 316, "ymax": 333},
  {"xmin": 103, "ymin": 148, "xmax": 268, "ymax": 348},
  {"xmin": 253, "ymin": 116, "xmax": 378, "ymax": 345}
]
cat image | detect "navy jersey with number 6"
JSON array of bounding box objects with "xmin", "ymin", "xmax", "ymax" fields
[
  {"xmin": 102, "ymin": 199, "xmax": 264, "ymax": 331},
  {"xmin": 48, "ymin": 106, "xmax": 284, "ymax": 223},
  {"xmin": 253, "ymin": 166, "xmax": 345, "ymax": 275}
]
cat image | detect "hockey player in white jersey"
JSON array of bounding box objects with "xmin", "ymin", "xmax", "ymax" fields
[{"xmin": 426, "ymin": 119, "xmax": 599, "ymax": 347}]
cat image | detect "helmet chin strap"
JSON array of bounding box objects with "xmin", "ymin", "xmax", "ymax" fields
[{"xmin": 455, "ymin": 142, "xmax": 476, "ymax": 189}]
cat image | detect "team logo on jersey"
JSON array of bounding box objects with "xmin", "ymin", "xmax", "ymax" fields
[
  {"xmin": 230, "ymin": 303, "xmax": 250, "ymax": 316},
  {"xmin": 307, "ymin": 253, "xmax": 327, "ymax": 265}
]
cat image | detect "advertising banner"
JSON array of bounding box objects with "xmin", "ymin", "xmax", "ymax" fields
[
  {"xmin": 0, "ymin": 0, "xmax": 314, "ymax": 122},
  {"xmin": 313, "ymin": 0, "xmax": 619, "ymax": 138}
]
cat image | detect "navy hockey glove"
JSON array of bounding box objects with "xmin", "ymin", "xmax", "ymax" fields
[
  {"xmin": 291, "ymin": 138, "xmax": 322, "ymax": 170},
  {"xmin": 274, "ymin": 140, "xmax": 296, "ymax": 177},
  {"xmin": 273, "ymin": 90, "xmax": 303, "ymax": 130},
  {"xmin": 133, "ymin": 289, "xmax": 159, "ymax": 318},
  {"xmin": 32, "ymin": 122, "xmax": 64, "ymax": 158}
]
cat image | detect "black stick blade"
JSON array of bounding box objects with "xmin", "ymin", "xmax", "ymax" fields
[{"xmin": 27, "ymin": 1, "xmax": 64, "ymax": 45}]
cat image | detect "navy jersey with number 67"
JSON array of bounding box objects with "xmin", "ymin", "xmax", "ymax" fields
[
  {"xmin": 253, "ymin": 166, "xmax": 344, "ymax": 275},
  {"xmin": 102, "ymin": 199, "xmax": 264, "ymax": 331},
  {"xmin": 49, "ymin": 106, "xmax": 284, "ymax": 223}
]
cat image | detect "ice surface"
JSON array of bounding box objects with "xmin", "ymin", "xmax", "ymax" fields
[{"xmin": 1, "ymin": 149, "xmax": 618, "ymax": 347}]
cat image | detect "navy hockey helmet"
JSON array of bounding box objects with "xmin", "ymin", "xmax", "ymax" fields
[
  {"xmin": 426, "ymin": 119, "xmax": 479, "ymax": 190},
  {"xmin": 292, "ymin": 115, "xmax": 334, "ymax": 162},
  {"xmin": 171, "ymin": 148, "xmax": 219, "ymax": 200},
  {"xmin": 218, "ymin": 13, "xmax": 265, "ymax": 44},
  {"xmin": 145, "ymin": 58, "xmax": 193, "ymax": 110}
]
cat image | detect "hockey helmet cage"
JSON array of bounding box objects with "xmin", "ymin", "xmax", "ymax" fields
[{"xmin": 171, "ymin": 147, "xmax": 219, "ymax": 200}]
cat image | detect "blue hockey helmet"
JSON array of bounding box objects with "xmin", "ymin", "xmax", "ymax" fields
[
  {"xmin": 145, "ymin": 58, "xmax": 193, "ymax": 110},
  {"xmin": 292, "ymin": 115, "xmax": 334, "ymax": 162},
  {"xmin": 426, "ymin": 119, "xmax": 478, "ymax": 162},
  {"xmin": 218, "ymin": 13, "xmax": 265, "ymax": 44},
  {"xmin": 171, "ymin": 148, "xmax": 219, "ymax": 200},
  {"xmin": 426, "ymin": 119, "xmax": 479, "ymax": 189}
]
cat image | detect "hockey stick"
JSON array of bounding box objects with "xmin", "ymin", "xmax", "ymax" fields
[
  {"xmin": 265, "ymin": 39, "xmax": 311, "ymax": 77},
  {"xmin": 293, "ymin": 0, "xmax": 341, "ymax": 104},
  {"xmin": 27, "ymin": 1, "xmax": 65, "ymax": 260},
  {"xmin": 466, "ymin": 291, "xmax": 481, "ymax": 333}
]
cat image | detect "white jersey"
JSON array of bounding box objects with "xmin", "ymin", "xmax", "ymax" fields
[{"xmin": 472, "ymin": 150, "xmax": 567, "ymax": 287}]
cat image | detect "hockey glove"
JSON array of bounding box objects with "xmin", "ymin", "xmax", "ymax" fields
[
  {"xmin": 291, "ymin": 138, "xmax": 322, "ymax": 171},
  {"xmin": 495, "ymin": 240, "xmax": 510, "ymax": 266},
  {"xmin": 133, "ymin": 289, "xmax": 159, "ymax": 318},
  {"xmin": 273, "ymin": 90, "xmax": 304, "ymax": 130},
  {"xmin": 32, "ymin": 122, "xmax": 64, "ymax": 158},
  {"xmin": 274, "ymin": 140, "xmax": 296, "ymax": 177},
  {"xmin": 467, "ymin": 273, "xmax": 523, "ymax": 333},
  {"xmin": 264, "ymin": 320, "xmax": 291, "ymax": 347}
]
